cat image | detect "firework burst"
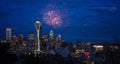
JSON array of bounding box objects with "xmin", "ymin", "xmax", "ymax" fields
[{"xmin": 42, "ymin": 4, "xmax": 68, "ymax": 28}]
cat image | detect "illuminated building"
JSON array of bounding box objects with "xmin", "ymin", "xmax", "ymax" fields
[
  {"xmin": 19, "ymin": 33, "xmax": 24, "ymax": 40},
  {"xmin": 28, "ymin": 32, "xmax": 34, "ymax": 41},
  {"xmin": 61, "ymin": 39, "xmax": 65, "ymax": 43},
  {"xmin": 55, "ymin": 34, "xmax": 62, "ymax": 49},
  {"xmin": 93, "ymin": 45, "xmax": 103, "ymax": 52},
  {"xmin": 87, "ymin": 56, "xmax": 92, "ymax": 64},
  {"xmin": 58, "ymin": 34, "xmax": 61, "ymax": 43},
  {"xmin": 6, "ymin": 28, "xmax": 12, "ymax": 41},
  {"xmin": 50, "ymin": 30, "xmax": 54, "ymax": 41},
  {"xmin": 75, "ymin": 49, "xmax": 82, "ymax": 54},
  {"xmin": 34, "ymin": 21, "xmax": 41, "ymax": 53},
  {"xmin": 44, "ymin": 34, "xmax": 48, "ymax": 42},
  {"xmin": 42, "ymin": 34, "xmax": 49, "ymax": 50},
  {"xmin": 28, "ymin": 32, "xmax": 35, "ymax": 53},
  {"xmin": 12, "ymin": 35, "xmax": 18, "ymax": 42},
  {"xmin": 39, "ymin": 26, "xmax": 42, "ymax": 41},
  {"xmin": 84, "ymin": 51, "xmax": 90, "ymax": 56},
  {"xmin": 85, "ymin": 42, "xmax": 91, "ymax": 52}
]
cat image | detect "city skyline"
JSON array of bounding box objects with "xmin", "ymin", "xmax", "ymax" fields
[
  {"xmin": 0, "ymin": 0, "xmax": 120, "ymax": 42},
  {"xmin": 0, "ymin": 1, "xmax": 120, "ymax": 64},
  {"xmin": 3, "ymin": 26, "xmax": 62, "ymax": 41}
]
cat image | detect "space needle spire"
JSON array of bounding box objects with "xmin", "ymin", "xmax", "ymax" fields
[{"xmin": 34, "ymin": 21, "xmax": 41, "ymax": 54}]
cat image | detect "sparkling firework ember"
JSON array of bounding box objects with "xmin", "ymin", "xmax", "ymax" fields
[{"xmin": 43, "ymin": 4, "xmax": 67, "ymax": 28}]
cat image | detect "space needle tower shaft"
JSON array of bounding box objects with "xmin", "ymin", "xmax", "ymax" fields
[{"xmin": 34, "ymin": 21, "xmax": 41, "ymax": 53}]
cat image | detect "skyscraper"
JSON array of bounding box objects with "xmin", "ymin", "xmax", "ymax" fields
[
  {"xmin": 39, "ymin": 26, "xmax": 42, "ymax": 41},
  {"xmin": 58, "ymin": 34, "xmax": 61, "ymax": 42},
  {"xmin": 50, "ymin": 30, "xmax": 54, "ymax": 41},
  {"xmin": 6, "ymin": 28, "xmax": 12, "ymax": 41},
  {"xmin": 28, "ymin": 32, "xmax": 34, "ymax": 41},
  {"xmin": 19, "ymin": 33, "xmax": 24, "ymax": 40},
  {"xmin": 44, "ymin": 34, "xmax": 48, "ymax": 42},
  {"xmin": 34, "ymin": 21, "xmax": 41, "ymax": 53}
]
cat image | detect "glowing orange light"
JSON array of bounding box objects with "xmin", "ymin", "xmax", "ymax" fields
[{"xmin": 84, "ymin": 52, "xmax": 90, "ymax": 56}]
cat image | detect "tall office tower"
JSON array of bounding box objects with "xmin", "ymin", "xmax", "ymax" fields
[
  {"xmin": 6, "ymin": 28, "xmax": 12, "ymax": 41},
  {"xmin": 13, "ymin": 35, "xmax": 17, "ymax": 42},
  {"xmin": 39, "ymin": 26, "xmax": 42, "ymax": 41},
  {"xmin": 58, "ymin": 34, "xmax": 61, "ymax": 42},
  {"xmin": 41, "ymin": 34, "xmax": 48, "ymax": 49},
  {"xmin": 44, "ymin": 34, "xmax": 48, "ymax": 42},
  {"xmin": 19, "ymin": 33, "xmax": 24, "ymax": 40},
  {"xmin": 34, "ymin": 21, "xmax": 41, "ymax": 53},
  {"xmin": 28, "ymin": 32, "xmax": 34, "ymax": 41},
  {"xmin": 50, "ymin": 30, "xmax": 54, "ymax": 41}
]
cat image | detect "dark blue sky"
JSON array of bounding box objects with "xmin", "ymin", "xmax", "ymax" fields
[{"xmin": 0, "ymin": 0, "xmax": 120, "ymax": 42}]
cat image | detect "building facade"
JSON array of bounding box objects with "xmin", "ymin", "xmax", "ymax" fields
[{"xmin": 6, "ymin": 28, "xmax": 12, "ymax": 41}]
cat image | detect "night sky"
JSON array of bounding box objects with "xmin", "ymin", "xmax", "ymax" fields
[{"xmin": 0, "ymin": 0, "xmax": 120, "ymax": 42}]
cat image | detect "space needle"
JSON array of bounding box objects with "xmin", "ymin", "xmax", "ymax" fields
[{"xmin": 34, "ymin": 21, "xmax": 41, "ymax": 54}]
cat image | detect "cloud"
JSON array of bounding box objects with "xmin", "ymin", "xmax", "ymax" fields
[{"xmin": 89, "ymin": 7, "xmax": 118, "ymax": 15}]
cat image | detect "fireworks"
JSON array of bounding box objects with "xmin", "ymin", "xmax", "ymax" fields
[{"xmin": 42, "ymin": 4, "xmax": 68, "ymax": 28}]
